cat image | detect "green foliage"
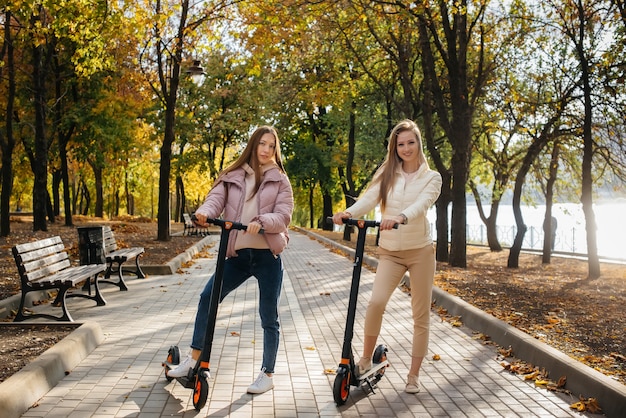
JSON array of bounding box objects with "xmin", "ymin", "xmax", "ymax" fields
[{"xmin": 2, "ymin": 0, "xmax": 625, "ymax": 235}]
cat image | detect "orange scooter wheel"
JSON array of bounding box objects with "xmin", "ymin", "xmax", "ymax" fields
[
  {"xmin": 333, "ymin": 368, "xmax": 351, "ymax": 405},
  {"xmin": 164, "ymin": 346, "xmax": 180, "ymax": 382},
  {"xmin": 193, "ymin": 373, "xmax": 209, "ymax": 411}
]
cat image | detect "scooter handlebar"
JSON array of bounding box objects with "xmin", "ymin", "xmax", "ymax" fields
[
  {"xmin": 192, "ymin": 215, "xmax": 264, "ymax": 233},
  {"xmin": 326, "ymin": 216, "xmax": 398, "ymax": 229}
]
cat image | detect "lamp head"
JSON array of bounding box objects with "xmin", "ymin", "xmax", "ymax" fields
[{"xmin": 186, "ymin": 60, "xmax": 205, "ymax": 86}]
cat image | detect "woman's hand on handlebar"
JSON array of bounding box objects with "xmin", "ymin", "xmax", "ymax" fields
[
  {"xmin": 331, "ymin": 211, "xmax": 352, "ymax": 225},
  {"xmin": 245, "ymin": 221, "xmax": 263, "ymax": 235},
  {"xmin": 193, "ymin": 213, "xmax": 210, "ymax": 227},
  {"xmin": 379, "ymin": 217, "xmax": 401, "ymax": 230}
]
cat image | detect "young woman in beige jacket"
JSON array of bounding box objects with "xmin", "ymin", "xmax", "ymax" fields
[{"xmin": 332, "ymin": 119, "xmax": 442, "ymax": 394}]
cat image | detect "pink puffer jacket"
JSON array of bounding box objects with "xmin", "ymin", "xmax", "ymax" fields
[{"xmin": 195, "ymin": 165, "xmax": 294, "ymax": 258}]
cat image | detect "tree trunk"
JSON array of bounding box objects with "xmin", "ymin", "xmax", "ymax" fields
[
  {"xmin": 157, "ymin": 127, "xmax": 174, "ymax": 240},
  {"xmin": 156, "ymin": 0, "xmax": 190, "ymax": 242},
  {"xmin": 580, "ymin": 53, "xmax": 600, "ymax": 279},
  {"xmin": 508, "ymin": 134, "xmax": 552, "ymax": 267},
  {"xmin": 32, "ymin": 37, "xmax": 48, "ymax": 232},
  {"xmin": 417, "ymin": 12, "xmax": 473, "ymax": 268},
  {"xmin": 175, "ymin": 175, "xmax": 185, "ymax": 222},
  {"xmin": 470, "ymin": 181, "xmax": 503, "ymax": 252},
  {"xmin": 81, "ymin": 181, "xmax": 91, "ymax": 216},
  {"xmin": 420, "ymin": 49, "xmax": 450, "ymax": 263},
  {"xmin": 0, "ymin": 11, "xmax": 16, "ymax": 237},
  {"xmin": 309, "ymin": 186, "xmax": 314, "ymax": 229},
  {"xmin": 51, "ymin": 170, "xmax": 61, "ymax": 216},
  {"xmin": 322, "ymin": 192, "xmax": 333, "ymax": 231},
  {"xmin": 435, "ymin": 187, "xmax": 450, "ymax": 262},
  {"xmin": 114, "ymin": 191, "xmax": 120, "ymax": 217},
  {"xmin": 0, "ymin": 134, "xmax": 13, "ymax": 237},
  {"xmin": 542, "ymin": 143, "xmax": 560, "ymax": 263},
  {"xmin": 449, "ymin": 127, "xmax": 471, "ymax": 267},
  {"xmin": 342, "ymin": 192, "xmax": 357, "ymax": 242},
  {"xmin": 46, "ymin": 191, "xmax": 55, "ymax": 223},
  {"xmin": 125, "ymin": 171, "xmax": 134, "ymax": 216},
  {"xmin": 91, "ymin": 162, "xmax": 104, "ymax": 218},
  {"xmin": 338, "ymin": 105, "xmax": 360, "ymax": 242},
  {"xmin": 62, "ymin": 165, "xmax": 73, "ymax": 222}
]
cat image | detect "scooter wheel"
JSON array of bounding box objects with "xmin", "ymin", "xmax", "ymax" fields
[
  {"xmin": 193, "ymin": 373, "xmax": 209, "ymax": 411},
  {"xmin": 167, "ymin": 346, "xmax": 181, "ymax": 364},
  {"xmin": 164, "ymin": 346, "xmax": 181, "ymax": 382},
  {"xmin": 333, "ymin": 368, "xmax": 351, "ymax": 406},
  {"xmin": 373, "ymin": 344, "xmax": 388, "ymax": 380}
]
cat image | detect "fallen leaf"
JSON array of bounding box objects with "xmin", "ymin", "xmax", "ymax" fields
[
  {"xmin": 524, "ymin": 370, "xmax": 540, "ymax": 380},
  {"xmin": 569, "ymin": 396, "xmax": 603, "ymax": 413},
  {"xmin": 498, "ymin": 346, "xmax": 514, "ymax": 357}
]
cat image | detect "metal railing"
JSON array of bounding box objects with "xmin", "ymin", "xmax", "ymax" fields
[{"xmin": 450, "ymin": 224, "xmax": 622, "ymax": 262}]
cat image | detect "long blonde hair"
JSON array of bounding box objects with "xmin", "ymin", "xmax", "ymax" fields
[
  {"xmin": 219, "ymin": 125, "xmax": 286, "ymax": 196},
  {"xmin": 373, "ymin": 119, "xmax": 428, "ymax": 211}
]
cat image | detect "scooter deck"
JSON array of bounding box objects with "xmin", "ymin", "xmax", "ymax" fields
[
  {"xmin": 357, "ymin": 359, "xmax": 389, "ymax": 381},
  {"xmin": 162, "ymin": 361, "xmax": 201, "ymax": 389}
]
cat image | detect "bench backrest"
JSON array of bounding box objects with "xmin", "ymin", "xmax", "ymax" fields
[
  {"xmin": 183, "ymin": 213, "xmax": 194, "ymax": 227},
  {"xmin": 102, "ymin": 226, "xmax": 118, "ymax": 253},
  {"xmin": 12, "ymin": 236, "xmax": 72, "ymax": 284}
]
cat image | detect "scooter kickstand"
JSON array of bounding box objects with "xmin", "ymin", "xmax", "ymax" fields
[{"xmin": 362, "ymin": 376, "xmax": 377, "ymax": 394}]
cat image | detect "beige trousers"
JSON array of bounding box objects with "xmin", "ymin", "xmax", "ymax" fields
[{"xmin": 364, "ymin": 244, "xmax": 435, "ymax": 357}]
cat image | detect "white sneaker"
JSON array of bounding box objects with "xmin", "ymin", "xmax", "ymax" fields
[
  {"xmin": 167, "ymin": 354, "xmax": 197, "ymax": 378},
  {"xmin": 247, "ymin": 368, "xmax": 274, "ymax": 394}
]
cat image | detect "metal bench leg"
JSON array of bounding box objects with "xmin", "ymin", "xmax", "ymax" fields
[
  {"xmin": 134, "ymin": 255, "xmax": 146, "ymax": 279},
  {"xmin": 13, "ymin": 292, "xmax": 30, "ymax": 322},
  {"xmin": 16, "ymin": 287, "xmax": 75, "ymax": 322},
  {"xmin": 100, "ymin": 260, "xmax": 128, "ymax": 291},
  {"xmin": 55, "ymin": 287, "xmax": 74, "ymax": 321},
  {"xmin": 73, "ymin": 275, "xmax": 108, "ymax": 305},
  {"xmin": 115, "ymin": 262, "xmax": 129, "ymax": 291},
  {"xmin": 92, "ymin": 273, "xmax": 107, "ymax": 305}
]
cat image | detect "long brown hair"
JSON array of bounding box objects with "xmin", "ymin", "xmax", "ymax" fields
[
  {"xmin": 219, "ymin": 125, "xmax": 286, "ymax": 196},
  {"xmin": 372, "ymin": 119, "xmax": 428, "ymax": 211}
]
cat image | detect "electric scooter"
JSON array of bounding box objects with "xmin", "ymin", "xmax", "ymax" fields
[
  {"xmin": 162, "ymin": 217, "xmax": 255, "ymax": 411},
  {"xmin": 330, "ymin": 217, "xmax": 396, "ymax": 406}
]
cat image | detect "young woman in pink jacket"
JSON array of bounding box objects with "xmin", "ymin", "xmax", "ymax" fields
[
  {"xmin": 332, "ymin": 119, "xmax": 442, "ymax": 394},
  {"xmin": 168, "ymin": 126, "xmax": 293, "ymax": 395}
]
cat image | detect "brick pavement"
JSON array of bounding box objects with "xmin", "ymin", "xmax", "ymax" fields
[{"xmin": 17, "ymin": 231, "xmax": 585, "ymax": 417}]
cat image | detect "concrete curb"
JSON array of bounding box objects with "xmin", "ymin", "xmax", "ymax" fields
[
  {"xmin": 130, "ymin": 233, "xmax": 217, "ymax": 276},
  {"xmin": 164, "ymin": 234, "xmax": 216, "ymax": 274},
  {"xmin": 294, "ymin": 226, "xmax": 626, "ymax": 418},
  {"xmin": 0, "ymin": 321, "xmax": 103, "ymax": 418}
]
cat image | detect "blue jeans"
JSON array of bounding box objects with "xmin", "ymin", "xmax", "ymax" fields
[{"xmin": 190, "ymin": 249, "xmax": 283, "ymax": 374}]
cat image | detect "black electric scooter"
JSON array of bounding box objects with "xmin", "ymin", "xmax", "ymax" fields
[
  {"xmin": 162, "ymin": 217, "xmax": 256, "ymax": 411},
  {"xmin": 330, "ymin": 217, "xmax": 395, "ymax": 406}
]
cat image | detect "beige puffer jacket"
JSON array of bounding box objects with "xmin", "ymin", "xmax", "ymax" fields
[{"xmin": 345, "ymin": 164, "xmax": 442, "ymax": 251}]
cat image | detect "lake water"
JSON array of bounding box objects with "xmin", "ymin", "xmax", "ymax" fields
[{"xmin": 427, "ymin": 201, "xmax": 626, "ymax": 261}]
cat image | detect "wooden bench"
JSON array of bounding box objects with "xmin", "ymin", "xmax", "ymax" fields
[
  {"xmin": 12, "ymin": 236, "xmax": 107, "ymax": 322},
  {"xmin": 183, "ymin": 213, "xmax": 209, "ymax": 236},
  {"xmin": 102, "ymin": 226, "xmax": 145, "ymax": 291}
]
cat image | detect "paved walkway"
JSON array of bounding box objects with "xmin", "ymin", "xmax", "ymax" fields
[{"xmin": 17, "ymin": 231, "xmax": 589, "ymax": 417}]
